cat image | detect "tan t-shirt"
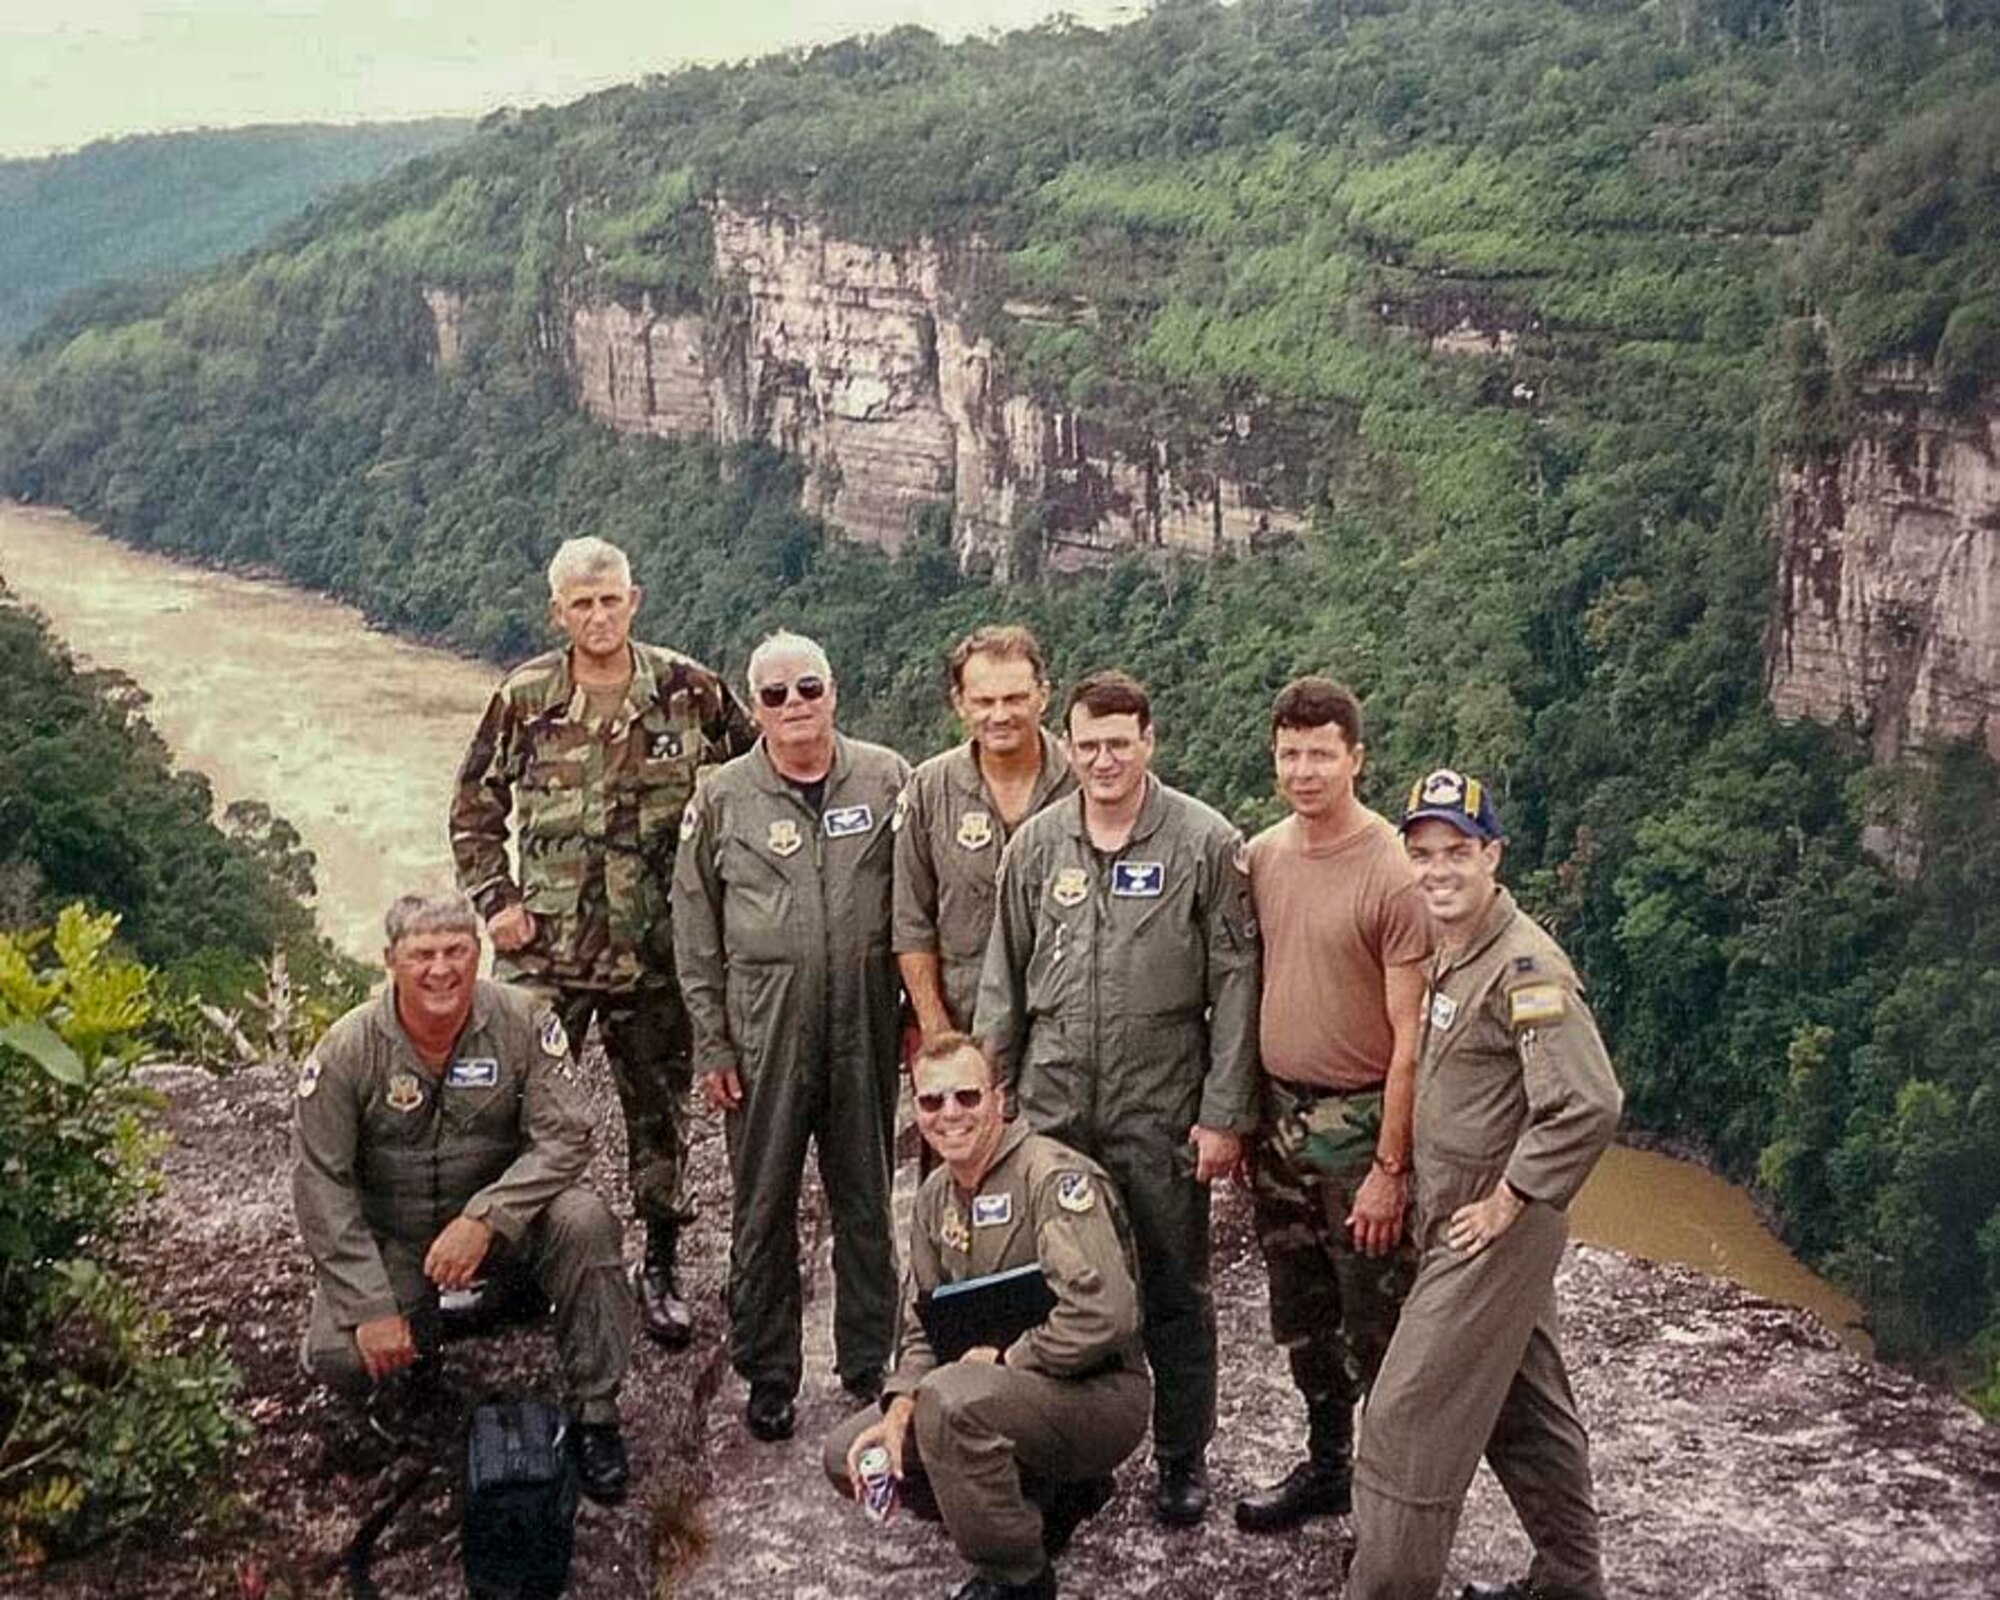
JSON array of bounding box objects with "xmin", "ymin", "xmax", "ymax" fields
[{"xmin": 1250, "ymin": 808, "xmax": 1433, "ymax": 1092}]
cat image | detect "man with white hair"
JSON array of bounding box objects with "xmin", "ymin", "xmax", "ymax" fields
[
  {"xmin": 451, "ymin": 536, "xmax": 752, "ymax": 1347},
  {"xmin": 672, "ymin": 630, "xmax": 911, "ymax": 1443}
]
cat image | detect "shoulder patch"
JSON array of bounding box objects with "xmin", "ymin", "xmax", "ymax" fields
[
  {"xmin": 295, "ymin": 1052, "xmax": 322, "ymax": 1099},
  {"xmin": 680, "ymin": 801, "xmax": 701, "ymax": 843},
  {"xmin": 1055, "ymin": 1171, "xmax": 1095, "ymax": 1213},
  {"xmin": 892, "ymin": 786, "xmax": 912, "ymax": 833},
  {"xmin": 1508, "ymin": 983, "xmax": 1568, "ymax": 1029},
  {"xmin": 540, "ymin": 1011, "xmax": 571, "ymax": 1059}
]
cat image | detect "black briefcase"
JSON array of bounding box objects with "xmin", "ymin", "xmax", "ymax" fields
[{"xmin": 462, "ymin": 1399, "xmax": 579, "ymax": 1600}]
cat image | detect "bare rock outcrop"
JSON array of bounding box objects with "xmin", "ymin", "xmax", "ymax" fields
[
  {"xmin": 1769, "ymin": 360, "xmax": 2000, "ymax": 764},
  {"xmin": 538, "ymin": 204, "xmax": 1306, "ymax": 570},
  {"xmin": 22, "ymin": 1058, "xmax": 1999, "ymax": 1598}
]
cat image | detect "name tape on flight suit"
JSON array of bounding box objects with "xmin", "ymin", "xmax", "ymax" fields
[
  {"xmin": 446, "ymin": 1058, "xmax": 500, "ymax": 1088},
  {"xmin": 824, "ymin": 805, "xmax": 874, "ymax": 838},
  {"xmin": 1111, "ymin": 861, "xmax": 1165, "ymax": 897},
  {"xmin": 972, "ymin": 1193, "xmax": 1013, "ymax": 1227}
]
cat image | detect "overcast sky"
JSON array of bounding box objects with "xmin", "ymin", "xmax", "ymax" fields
[{"xmin": 1, "ymin": 0, "xmax": 1136, "ymax": 160}]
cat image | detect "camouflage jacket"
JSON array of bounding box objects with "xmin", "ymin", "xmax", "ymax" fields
[{"xmin": 451, "ymin": 641, "xmax": 753, "ymax": 992}]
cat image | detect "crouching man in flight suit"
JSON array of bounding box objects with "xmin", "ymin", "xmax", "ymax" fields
[
  {"xmin": 824, "ymin": 1034, "xmax": 1151, "ymax": 1600},
  {"xmin": 292, "ymin": 891, "xmax": 637, "ymax": 1503},
  {"xmin": 1346, "ymin": 771, "xmax": 1622, "ymax": 1600}
]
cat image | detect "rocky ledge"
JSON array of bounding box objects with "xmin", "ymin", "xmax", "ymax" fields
[{"xmin": 19, "ymin": 1056, "xmax": 1999, "ymax": 1598}]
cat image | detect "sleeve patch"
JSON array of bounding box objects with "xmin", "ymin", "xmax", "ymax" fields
[
  {"xmin": 1508, "ymin": 983, "xmax": 1568, "ymax": 1029},
  {"xmin": 1056, "ymin": 1171, "xmax": 1095, "ymax": 1213},
  {"xmin": 295, "ymin": 1052, "xmax": 322, "ymax": 1098},
  {"xmin": 540, "ymin": 1011, "xmax": 571, "ymax": 1059},
  {"xmin": 679, "ymin": 801, "xmax": 701, "ymax": 843},
  {"xmin": 892, "ymin": 786, "xmax": 912, "ymax": 833}
]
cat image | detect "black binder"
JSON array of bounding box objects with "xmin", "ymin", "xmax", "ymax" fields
[{"xmin": 917, "ymin": 1263, "xmax": 1056, "ymax": 1362}]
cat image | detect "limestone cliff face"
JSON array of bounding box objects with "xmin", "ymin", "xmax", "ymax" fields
[
  {"xmin": 1769, "ymin": 361, "xmax": 2000, "ymax": 763},
  {"xmin": 556, "ymin": 204, "xmax": 1305, "ymax": 572}
]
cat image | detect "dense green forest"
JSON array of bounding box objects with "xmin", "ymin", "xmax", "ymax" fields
[
  {"xmin": 1, "ymin": 0, "xmax": 1997, "ymax": 1405},
  {"xmin": 0, "ymin": 120, "xmax": 469, "ymax": 348}
]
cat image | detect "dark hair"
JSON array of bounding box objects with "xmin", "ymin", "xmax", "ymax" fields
[
  {"xmin": 911, "ymin": 1031, "xmax": 993, "ymax": 1079},
  {"xmin": 1064, "ymin": 670, "xmax": 1151, "ymax": 734},
  {"xmin": 948, "ymin": 625, "xmax": 1048, "ymax": 694},
  {"xmin": 1270, "ymin": 676, "xmax": 1363, "ymax": 749}
]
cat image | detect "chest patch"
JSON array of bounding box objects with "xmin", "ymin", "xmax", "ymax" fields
[
  {"xmin": 648, "ymin": 730, "xmax": 684, "ymax": 760},
  {"xmin": 384, "ymin": 1072, "xmax": 426, "ymax": 1114},
  {"xmin": 1111, "ymin": 860, "xmax": 1165, "ymax": 898},
  {"xmin": 446, "ymin": 1057, "xmax": 500, "ymax": 1088},
  {"xmin": 956, "ymin": 810, "xmax": 994, "ymax": 851},
  {"xmin": 940, "ymin": 1206, "xmax": 970, "ymax": 1252},
  {"xmin": 1056, "ymin": 1172, "xmax": 1095, "ymax": 1213},
  {"xmin": 1050, "ymin": 866, "xmax": 1089, "ymax": 908},
  {"xmin": 768, "ymin": 818, "xmax": 803, "ymax": 857},
  {"xmin": 972, "ymin": 1192, "xmax": 1013, "ymax": 1228},
  {"xmin": 1428, "ymin": 991, "xmax": 1460, "ymax": 1032},
  {"xmin": 1508, "ymin": 983, "xmax": 1568, "ymax": 1029},
  {"xmin": 824, "ymin": 804, "xmax": 874, "ymax": 839}
]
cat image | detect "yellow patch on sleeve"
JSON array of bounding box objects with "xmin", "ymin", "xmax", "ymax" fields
[{"xmin": 1508, "ymin": 983, "xmax": 1568, "ymax": 1029}]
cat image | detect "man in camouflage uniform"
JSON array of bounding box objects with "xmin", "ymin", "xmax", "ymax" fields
[
  {"xmin": 451, "ymin": 535, "xmax": 752, "ymax": 1346},
  {"xmin": 1346, "ymin": 770, "xmax": 1622, "ymax": 1600},
  {"xmin": 1236, "ymin": 679, "xmax": 1431, "ymax": 1534},
  {"xmin": 672, "ymin": 630, "xmax": 910, "ymax": 1442},
  {"xmin": 824, "ymin": 1035, "xmax": 1150, "ymax": 1600},
  {"xmin": 293, "ymin": 892, "xmax": 634, "ymax": 1501},
  {"xmin": 975, "ymin": 670, "xmax": 1260, "ymax": 1527},
  {"xmin": 894, "ymin": 626, "xmax": 1074, "ymax": 1048}
]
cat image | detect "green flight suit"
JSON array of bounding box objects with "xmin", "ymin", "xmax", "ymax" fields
[
  {"xmin": 973, "ymin": 776, "xmax": 1260, "ymax": 1462},
  {"xmin": 822, "ymin": 1123, "xmax": 1150, "ymax": 1585},
  {"xmin": 891, "ymin": 730, "xmax": 1075, "ymax": 1033},
  {"xmin": 451, "ymin": 639, "xmax": 752, "ymax": 1231},
  {"xmin": 292, "ymin": 980, "xmax": 634, "ymax": 1423},
  {"xmin": 1348, "ymin": 889, "xmax": 1622, "ymax": 1600},
  {"xmin": 671, "ymin": 733, "xmax": 912, "ymax": 1393}
]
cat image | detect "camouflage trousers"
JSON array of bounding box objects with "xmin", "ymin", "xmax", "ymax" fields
[
  {"xmin": 519, "ymin": 980, "xmax": 696, "ymax": 1231},
  {"xmin": 1251, "ymin": 1079, "xmax": 1417, "ymax": 1407}
]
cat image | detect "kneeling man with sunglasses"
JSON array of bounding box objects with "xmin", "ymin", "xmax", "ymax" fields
[{"xmin": 824, "ymin": 1034, "xmax": 1151, "ymax": 1600}]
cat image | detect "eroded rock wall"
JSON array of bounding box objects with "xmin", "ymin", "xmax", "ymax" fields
[
  {"xmin": 556, "ymin": 204, "xmax": 1305, "ymax": 570},
  {"xmin": 1769, "ymin": 362, "xmax": 2000, "ymax": 763}
]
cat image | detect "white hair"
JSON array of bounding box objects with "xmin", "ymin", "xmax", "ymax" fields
[
  {"xmin": 384, "ymin": 890, "xmax": 480, "ymax": 947},
  {"xmin": 546, "ymin": 536, "xmax": 632, "ymax": 596},
  {"xmin": 747, "ymin": 629, "xmax": 832, "ymax": 689}
]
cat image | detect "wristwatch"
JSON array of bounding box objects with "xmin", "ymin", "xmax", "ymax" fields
[{"xmin": 1372, "ymin": 1151, "xmax": 1409, "ymax": 1177}]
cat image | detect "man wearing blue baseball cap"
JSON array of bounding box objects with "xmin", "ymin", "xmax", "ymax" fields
[{"xmin": 1345, "ymin": 769, "xmax": 1622, "ymax": 1600}]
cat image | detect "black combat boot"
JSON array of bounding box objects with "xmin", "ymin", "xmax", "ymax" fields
[
  {"xmin": 745, "ymin": 1380, "xmax": 796, "ymax": 1442},
  {"xmin": 575, "ymin": 1421, "xmax": 630, "ymax": 1504},
  {"xmin": 1233, "ymin": 1397, "xmax": 1353, "ymax": 1532},
  {"xmin": 1151, "ymin": 1453, "xmax": 1210, "ymax": 1526},
  {"xmin": 949, "ymin": 1566, "xmax": 1056, "ymax": 1599},
  {"xmin": 635, "ymin": 1222, "xmax": 694, "ymax": 1348}
]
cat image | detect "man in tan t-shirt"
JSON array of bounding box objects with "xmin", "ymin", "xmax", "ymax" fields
[{"xmin": 1235, "ymin": 678, "xmax": 1432, "ymax": 1535}]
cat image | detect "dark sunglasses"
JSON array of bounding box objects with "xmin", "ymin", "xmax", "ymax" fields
[
  {"xmin": 914, "ymin": 1086, "xmax": 987, "ymax": 1115},
  {"xmin": 755, "ymin": 675, "xmax": 828, "ymax": 709}
]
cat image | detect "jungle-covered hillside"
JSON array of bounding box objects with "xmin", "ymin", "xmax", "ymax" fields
[{"xmin": 1, "ymin": 0, "xmax": 1997, "ymax": 1402}]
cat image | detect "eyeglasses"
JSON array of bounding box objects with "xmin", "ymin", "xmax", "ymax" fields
[
  {"xmin": 755, "ymin": 675, "xmax": 828, "ymax": 709},
  {"xmin": 914, "ymin": 1086, "xmax": 987, "ymax": 1115}
]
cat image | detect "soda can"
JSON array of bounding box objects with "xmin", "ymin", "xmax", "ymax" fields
[{"xmin": 857, "ymin": 1445, "xmax": 897, "ymax": 1523}]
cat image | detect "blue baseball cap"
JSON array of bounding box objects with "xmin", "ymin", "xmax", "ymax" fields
[{"xmin": 1399, "ymin": 768, "xmax": 1503, "ymax": 841}]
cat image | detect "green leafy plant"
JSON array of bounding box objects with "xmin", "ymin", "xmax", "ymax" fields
[{"xmin": 0, "ymin": 908, "xmax": 244, "ymax": 1570}]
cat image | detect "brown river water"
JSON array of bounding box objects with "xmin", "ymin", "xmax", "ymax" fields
[{"xmin": 0, "ymin": 501, "xmax": 1871, "ymax": 1349}]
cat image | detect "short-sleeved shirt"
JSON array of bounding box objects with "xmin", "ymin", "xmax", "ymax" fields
[{"xmin": 1249, "ymin": 809, "xmax": 1432, "ymax": 1092}]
